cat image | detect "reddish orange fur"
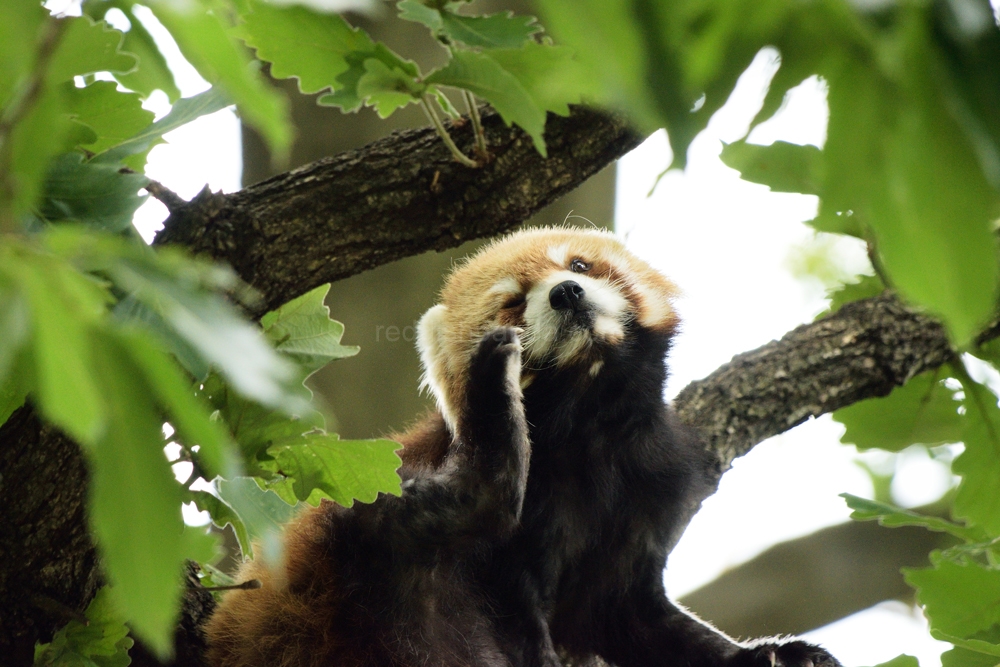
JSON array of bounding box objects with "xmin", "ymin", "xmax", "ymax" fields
[{"xmin": 206, "ymin": 505, "xmax": 345, "ymax": 667}]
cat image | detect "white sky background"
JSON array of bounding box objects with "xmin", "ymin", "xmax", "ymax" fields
[{"xmin": 47, "ymin": 2, "xmax": 957, "ymax": 663}]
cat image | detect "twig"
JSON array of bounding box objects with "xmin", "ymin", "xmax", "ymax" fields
[
  {"xmin": 200, "ymin": 579, "xmax": 262, "ymax": 592},
  {"xmin": 463, "ymin": 90, "xmax": 488, "ymax": 159},
  {"xmin": 117, "ymin": 166, "xmax": 188, "ymax": 212},
  {"xmin": 420, "ymin": 96, "xmax": 479, "ymax": 168},
  {"xmin": 144, "ymin": 180, "xmax": 187, "ymax": 212}
]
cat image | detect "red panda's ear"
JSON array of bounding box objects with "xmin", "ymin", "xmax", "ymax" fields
[{"xmin": 417, "ymin": 305, "xmax": 458, "ymax": 433}]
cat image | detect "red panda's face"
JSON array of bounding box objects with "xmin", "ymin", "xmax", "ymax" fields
[{"xmin": 417, "ymin": 228, "xmax": 678, "ymax": 430}]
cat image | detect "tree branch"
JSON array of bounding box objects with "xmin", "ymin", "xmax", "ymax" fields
[
  {"xmin": 153, "ymin": 106, "xmax": 641, "ymax": 318},
  {"xmin": 673, "ymin": 292, "xmax": 955, "ymax": 470}
]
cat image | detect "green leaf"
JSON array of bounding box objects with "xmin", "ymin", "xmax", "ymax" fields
[
  {"xmin": 868, "ymin": 656, "xmax": 920, "ymax": 667},
  {"xmin": 37, "ymin": 153, "xmax": 148, "ymax": 232},
  {"xmin": 48, "ymin": 15, "xmax": 138, "ymax": 85},
  {"xmin": 0, "ymin": 350, "xmax": 32, "ymax": 428},
  {"xmin": 236, "ymin": 0, "xmax": 421, "ymax": 118},
  {"xmin": 267, "ymin": 433, "xmax": 402, "ymax": 507},
  {"xmin": 260, "ymin": 284, "xmax": 359, "ymax": 374},
  {"xmin": 87, "ymin": 333, "xmax": 187, "ymax": 657},
  {"xmin": 0, "ymin": 277, "xmax": 31, "ymax": 426},
  {"xmin": 720, "ymin": 140, "xmax": 822, "ymax": 196},
  {"xmin": 954, "ymin": 379, "xmax": 1000, "ymax": 535},
  {"xmin": 398, "ymin": 2, "xmax": 542, "ymax": 49},
  {"xmin": 234, "ymin": 0, "xmax": 377, "ymax": 96},
  {"xmin": 396, "ymin": 0, "xmax": 442, "ymax": 32},
  {"xmin": 932, "ymin": 0, "xmax": 1000, "ymax": 194},
  {"xmin": 905, "ymin": 557, "xmax": 1000, "ymax": 638},
  {"xmin": 107, "ymin": 258, "xmax": 304, "ymax": 414},
  {"xmin": 535, "ymin": 0, "xmax": 657, "ymax": 131},
  {"xmin": 424, "ymin": 43, "xmax": 589, "ymax": 153},
  {"xmin": 4, "ymin": 87, "xmax": 71, "ymax": 221},
  {"xmin": 123, "ymin": 333, "xmax": 239, "ymax": 480},
  {"xmin": 822, "ymin": 274, "xmax": 885, "ymax": 316},
  {"xmin": 439, "ymin": 11, "xmax": 542, "ymax": 49},
  {"xmin": 116, "ymin": 7, "xmax": 182, "ymax": 101},
  {"xmin": 0, "ymin": 0, "xmax": 45, "ymax": 109},
  {"xmin": 61, "ymin": 81, "xmax": 155, "ymax": 156},
  {"xmin": 180, "ymin": 524, "xmax": 221, "ymax": 567},
  {"xmin": 484, "ymin": 42, "xmax": 591, "ymax": 117},
  {"xmin": 841, "ymin": 493, "xmax": 980, "ymax": 541},
  {"xmin": 0, "ymin": 281, "xmax": 30, "ymax": 385},
  {"xmin": 215, "ymin": 477, "xmax": 298, "ymax": 561},
  {"xmin": 96, "ymin": 86, "xmax": 233, "ymax": 165},
  {"xmin": 33, "ymin": 587, "xmax": 134, "ymax": 667},
  {"xmin": 198, "ymin": 372, "xmax": 324, "ymax": 466},
  {"xmin": 805, "ymin": 209, "xmax": 865, "ymax": 239},
  {"xmin": 834, "ymin": 371, "xmax": 961, "ymax": 452},
  {"xmin": 317, "ymin": 44, "xmax": 420, "ymax": 114},
  {"xmin": 823, "ymin": 30, "xmax": 1000, "ymax": 346},
  {"xmin": 13, "ymin": 255, "xmax": 107, "ymax": 445},
  {"xmin": 355, "ymin": 58, "xmax": 424, "ymax": 118},
  {"xmin": 427, "ymin": 49, "xmax": 545, "ymax": 154},
  {"xmin": 189, "ymin": 489, "xmax": 252, "ymax": 558},
  {"xmin": 150, "ymin": 1, "xmax": 292, "ymax": 162},
  {"xmin": 113, "ymin": 294, "xmax": 211, "ymax": 381},
  {"xmin": 940, "ymin": 634, "xmax": 1000, "ymax": 664}
]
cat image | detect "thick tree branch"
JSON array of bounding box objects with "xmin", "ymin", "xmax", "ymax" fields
[
  {"xmin": 0, "ymin": 407, "xmax": 98, "ymax": 665},
  {"xmin": 153, "ymin": 106, "xmax": 641, "ymax": 317},
  {"xmin": 674, "ymin": 293, "xmax": 956, "ymax": 470}
]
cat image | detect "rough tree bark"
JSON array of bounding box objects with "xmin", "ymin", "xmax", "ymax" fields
[{"xmin": 0, "ymin": 106, "xmax": 992, "ymax": 664}]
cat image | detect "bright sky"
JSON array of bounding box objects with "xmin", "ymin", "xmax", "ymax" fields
[{"xmin": 47, "ymin": 2, "xmax": 958, "ymax": 663}]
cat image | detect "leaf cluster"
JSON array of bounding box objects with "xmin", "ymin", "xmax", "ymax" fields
[
  {"xmin": 233, "ymin": 0, "xmax": 592, "ymax": 159},
  {"xmin": 835, "ymin": 358, "xmax": 1000, "ymax": 664}
]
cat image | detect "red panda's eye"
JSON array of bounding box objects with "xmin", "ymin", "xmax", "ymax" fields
[
  {"xmin": 503, "ymin": 295, "xmax": 526, "ymax": 309},
  {"xmin": 570, "ymin": 259, "xmax": 590, "ymax": 273}
]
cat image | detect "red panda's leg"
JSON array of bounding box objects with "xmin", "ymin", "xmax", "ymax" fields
[
  {"xmin": 598, "ymin": 584, "xmax": 842, "ymax": 667},
  {"xmin": 363, "ymin": 327, "xmax": 529, "ymax": 553}
]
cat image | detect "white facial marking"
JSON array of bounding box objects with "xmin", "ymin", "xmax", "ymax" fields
[
  {"xmin": 522, "ymin": 269, "xmax": 629, "ymax": 363},
  {"xmin": 416, "ymin": 304, "xmax": 458, "ymax": 433},
  {"xmin": 489, "ymin": 276, "xmax": 520, "ymax": 295},
  {"xmin": 633, "ymin": 280, "xmax": 673, "ymax": 328},
  {"xmin": 593, "ymin": 314, "xmax": 624, "ymax": 341},
  {"xmin": 547, "ymin": 244, "xmax": 570, "ymax": 266}
]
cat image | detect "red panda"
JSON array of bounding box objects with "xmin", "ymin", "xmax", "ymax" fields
[{"xmin": 206, "ymin": 228, "xmax": 841, "ymax": 667}]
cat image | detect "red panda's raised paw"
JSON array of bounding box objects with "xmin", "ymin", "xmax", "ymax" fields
[{"xmin": 468, "ymin": 326, "xmax": 523, "ymax": 392}]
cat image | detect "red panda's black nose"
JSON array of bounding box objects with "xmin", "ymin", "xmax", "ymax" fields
[{"xmin": 549, "ymin": 280, "xmax": 585, "ymax": 312}]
